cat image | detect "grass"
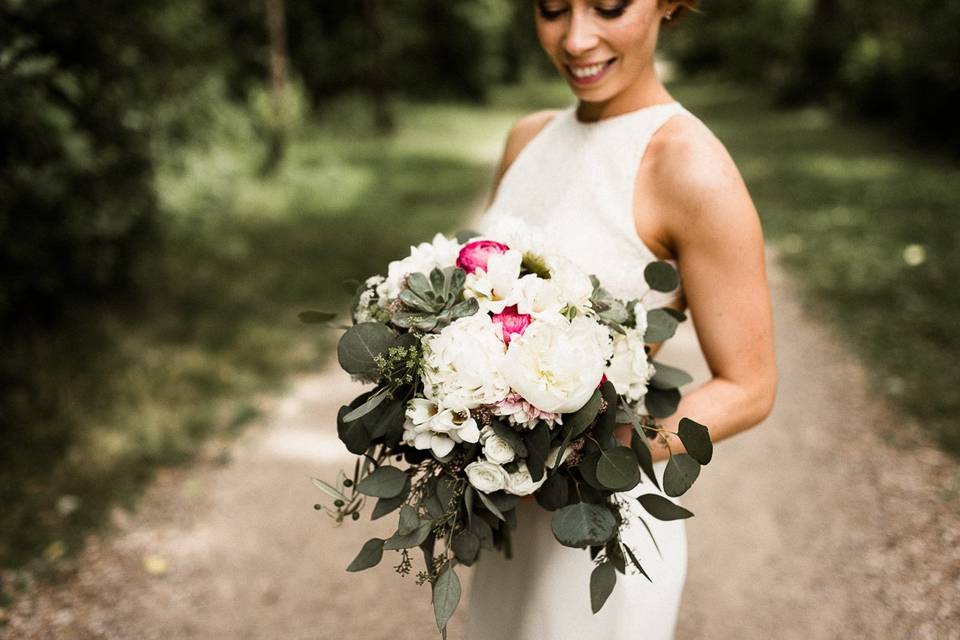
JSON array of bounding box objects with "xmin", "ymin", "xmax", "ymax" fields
[{"xmin": 669, "ymin": 79, "xmax": 960, "ymax": 455}]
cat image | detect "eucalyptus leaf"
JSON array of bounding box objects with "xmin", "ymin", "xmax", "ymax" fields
[
  {"xmin": 650, "ymin": 361, "xmax": 695, "ymax": 390},
  {"xmin": 342, "ymin": 390, "xmax": 389, "ymax": 422},
  {"xmin": 337, "ymin": 322, "xmax": 395, "ymax": 375},
  {"xmin": 486, "ymin": 491, "xmax": 518, "ymax": 514},
  {"xmin": 435, "ymin": 474, "xmax": 459, "ymax": 511},
  {"xmin": 575, "ymin": 450, "xmax": 605, "ymax": 491},
  {"xmin": 637, "ymin": 493, "xmax": 695, "ymax": 521},
  {"xmin": 470, "ymin": 515, "xmax": 495, "ymax": 550},
  {"xmin": 644, "ymin": 309, "xmax": 679, "ymax": 343},
  {"xmin": 346, "ymin": 538, "xmax": 385, "ymax": 572},
  {"xmin": 398, "ymin": 504, "xmax": 420, "ymax": 536},
  {"xmin": 663, "ymin": 454, "xmax": 701, "ymax": 497},
  {"xmin": 476, "ymin": 490, "xmax": 505, "ymax": 521},
  {"xmin": 630, "ymin": 430, "xmax": 661, "ymax": 491},
  {"xmin": 551, "ymin": 502, "xmax": 617, "ymax": 548},
  {"xmin": 523, "ymin": 422, "xmax": 551, "ymax": 482},
  {"xmin": 356, "ymin": 466, "xmax": 408, "ymax": 498},
  {"xmin": 383, "ymin": 521, "xmax": 432, "ymax": 550},
  {"xmin": 622, "ymin": 543, "xmax": 652, "ymax": 582},
  {"xmin": 535, "ymin": 472, "xmax": 569, "ymax": 511},
  {"xmin": 644, "ymin": 261, "xmax": 679, "ymax": 292},
  {"xmin": 590, "ymin": 561, "xmax": 617, "ymax": 613},
  {"xmin": 298, "ymin": 310, "xmax": 336, "ymax": 324},
  {"xmin": 645, "ymin": 387, "xmax": 681, "ymax": 418},
  {"xmin": 371, "ymin": 481, "xmax": 409, "ymax": 520},
  {"xmin": 677, "ymin": 417, "xmax": 713, "ymax": 465},
  {"xmin": 337, "ymin": 402, "xmax": 372, "ymax": 455},
  {"xmin": 596, "ymin": 447, "xmax": 641, "ymax": 491},
  {"xmin": 491, "ymin": 420, "xmax": 528, "ymax": 458},
  {"xmin": 451, "ymin": 530, "xmax": 481, "ymax": 565},
  {"xmin": 606, "ymin": 539, "xmax": 627, "ymax": 574},
  {"xmin": 311, "ymin": 477, "xmax": 347, "ymax": 502},
  {"xmin": 433, "ymin": 567, "xmax": 461, "ymax": 632}
]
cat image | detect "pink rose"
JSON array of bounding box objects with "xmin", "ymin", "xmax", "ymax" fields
[
  {"xmin": 457, "ymin": 240, "xmax": 510, "ymax": 274},
  {"xmin": 491, "ymin": 305, "xmax": 532, "ymax": 345}
]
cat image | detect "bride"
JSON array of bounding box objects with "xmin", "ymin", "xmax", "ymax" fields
[{"xmin": 467, "ymin": 1, "xmax": 777, "ymax": 638}]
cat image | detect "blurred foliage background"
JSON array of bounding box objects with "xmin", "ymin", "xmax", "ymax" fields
[{"xmin": 0, "ymin": 0, "xmax": 957, "ymax": 580}]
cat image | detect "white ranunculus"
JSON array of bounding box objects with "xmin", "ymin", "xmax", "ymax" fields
[
  {"xmin": 482, "ymin": 432, "xmax": 516, "ymax": 464},
  {"xmin": 376, "ymin": 233, "xmax": 462, "ymax": 300},
  {"xmin": 421, "ymin": 314, "xmax": 510, "ymax": 411},
  {"xmin": 605, "ymin": 327, "xmax": 656, "ymax": 403},
  {"xmin": 504, "ymin": 462, "xmax": 547, "ymax": 496},
  {"xmin": 500, "ymin": 313, "xmax": 613, "ymax": 414},
  {"xmin": 465, "ymin": 459, "xmax": 510, "ymax": 494},
  {"xmin": 463, "ymin": 249, "xmax": 523, "ymax": 314}
]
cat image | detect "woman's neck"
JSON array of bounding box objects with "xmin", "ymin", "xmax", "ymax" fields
[{"xmin": 575, "ymin": 65, "xmax": 673, "ymax": 122}]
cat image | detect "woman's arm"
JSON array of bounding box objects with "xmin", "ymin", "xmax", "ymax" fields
[{"xmin": 619, "ymin": 117, "xmax": 778, "ymax": 461}]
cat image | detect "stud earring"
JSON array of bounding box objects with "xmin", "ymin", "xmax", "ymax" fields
[{"xmin": 664, "ymin": 9, "xmax": 674, "ymax": 20}]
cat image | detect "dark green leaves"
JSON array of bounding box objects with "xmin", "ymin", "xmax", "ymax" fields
[
  {"xmin": 644, "ymin": 309, "xmax": 679, "ymax": 343},
  {"xmin": 398, "ymin": 505, "xmax": 419, "ymax": 535},
  {"xmin": 644, "ymin": 261, "xmax": 679, "ymax": 292},
  {"xmin": 630, "ymin": 431, "xmax": 660, "ymax": 491},
  {"xmin": 342, "ymin": 389, "xmax": 389, "ymax": 422},
  {"xmin": 523, "ymin": 422, "xmax": 551, "ymax": 482},
  {"xmin": 451, "ymin": 530, "xmax": 481, "ymax": 565},
  {"xmin": 337, "ymin": 401, "xmax": 372, "ymax": 455},
  {"xmin": 596, "ymin": 447, "xmax": 640, "ymax": 491},
  {"xmin": 677, "ymin": 418, "xmax": 713, "ymax": 464},
  {"xmin": 645, "ymin": 387, "xmax": 681, "ymax": 418},
  {"xmin": 535, "ymin": 472, "xmax": 569, "ymax": 511},
  {"xmin": 551, "ymin": 502, "xmax": 617, "ymax": 548},
  {"xmin": 637, "ymin": 494, "xmax": 694, "ymax": 521},
  {"xmin": 590, "ymin": 561, "xmax": 617, "ymax": 613},
  {"xmin": 298, "ymin": 310, "xmax": 336, "ymax": 324},
  {"xmin": 337, "ymin": 322, "xmax": 395, "ymax": 376},
  {"xmin": 663, "ymin": 454, "xmax": 701, "ymax": 497},
  {"xmin": 433, "ymin": 567, "xmax": 461, "ymax": 632},
  {"xmin": 346, "ymin": 538, "xmax": 384, "ymax": 572},
  {"xmin": 491, "ymin": 419, "xmax": 528, "ymax": 458},
  {"xmin": 383, "ymin": 521, "xmax": 432, "ymax": 550},
  {"xmin": 563, "ymin": 389, "xmax": 603, "ymax": 439},
  {"xmin": 650, "ymin": 361, "xmax": 694, "ymax": 390},
  {"xmin": 356, "ymin": 466, "xmax": 407, "ymax": 498},
  {"xmin": 370, "ymin": 480, "xmax": 409, "ymax": 520}
]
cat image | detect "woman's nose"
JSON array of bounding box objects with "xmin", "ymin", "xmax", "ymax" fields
[{"xmin": 562, "ymin": 11, "xmax": 600, "ymax": 57}]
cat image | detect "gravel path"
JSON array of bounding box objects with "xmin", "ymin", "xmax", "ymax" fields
[{"xmin": 2, "ymin": 253, "xmax": 958, "ymax": 640}]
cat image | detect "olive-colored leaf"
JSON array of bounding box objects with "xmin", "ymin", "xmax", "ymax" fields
[
  {"xmin": 663, "ymin": 454, "xmax": 701, "ymax": 498},
  {"xmin": 650, "ymin": 361, "xmax": 694, "ymax": 390},
  {"xmin": 677, "ymin": 417, "xmax": 713, "ymax": 465},
  {"xmin": 644, "ymin": 261, "xmax": 679, "ymax": 292},
  {"xmin": 398, "ymin": 504, "xmax": 419, "ymax": 536},
  {"xmin": 356, "ymin": 466, "xmax": 408, "ymax": 498},
  {"xmin": 590, "ymin": 561, "xmax": 617, "ymax": 613},
  {"xmin": 551, "ymin": 502, "xmax": 617, "ymax": 548},
  {"xmin": 622, "ymin": 543, "xmax": 652, "ymax": 582},
  {"xmin": 630, "ymin": 430, "xmax": 661, "ymax": 491},
  {"xmin": 596, "ymin": 447, "xmax": 641, "ymax": 491},
  {"xmin": 523, "ymin": 422, "xmax": 551, "ymax": 482},
  {"xmin": 311, "ymin": 477, "xmax": 347, "ymax": 502},
  {"xmin": 637, "ymin": 493, "xmax": 694, "ymax": 521},
  {"xmin": 644, "ymin": 387, "xmax": 681, "ymax": 418},
  {"xmin": 342, "ymin": 390, "xmax": 389, "ymax": 422},
  {"xmin": 433, "ymin": 566, "xmax": 461, "ymax": 632},
  {"xmin": 535, "ymin": 472, "xmax": 570, "ymax": 511},
  {"xmin": 346, "ymin": 538, "xmax": 384, "ymax": 572},
  {"xmin": 337, "ymin": 322, "xmax": 395, "ymax": 375},
  {"xmin": 383, "ymin": 521, "xmax": 432, "ymax": 550},
  {"xmin": 451, "ymin": 530, "xmax": 481, "ymax": 565},
  {"xmin": 370, "ymin": 480, "xmax": 409, "ymax": 520},
  {"xmin": 644, "ymin": 309, "xmax": 679, "ymax": 343}
]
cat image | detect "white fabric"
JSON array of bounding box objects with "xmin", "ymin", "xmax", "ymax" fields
[{"xmin": 466, "ymin": 101, "xmax": 692, "ymax": 640}]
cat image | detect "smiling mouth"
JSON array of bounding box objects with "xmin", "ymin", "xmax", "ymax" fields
[{"xmin": 565, "ymin": 57, "xmax": 617, "ymax": 85}]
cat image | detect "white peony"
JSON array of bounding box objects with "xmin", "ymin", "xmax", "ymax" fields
[
  {"xmin": 465, "ymin": 459, "xmax": 510, "ymax": 494},
  {"xmin": 480, "ymin": 427, "xmax": 516, "ymax": 464},
  {"xmin": 604, "ymin": 327, "xmax": 656, "ymax": 403},
  {"xmin": 632, "ymin": 301, "xmax": 649, "ymax": 336},
  {"xmin": 500, "ymin": 313, "xmax": 613, "ymax": 414},
  {"xmin": 421, "ymin": 314, "xmax": 511, "ymax": 411},
  {"xmin": 376, "ymin": 233, "xmax": 462, "ymax": 300},
  {"xmin": 463, "ymin": 249, "xmax": 524, "ymax": 314},
  {"xmin": 504, "ymin": 462, "xmax": 547, "ymax": 496},
  {"xmin": 544, "ymin": 255, "xmax": 594, "ymax": 310},
  {"xmin": 510, "ymin": 273, "xmax": 565, "ymax": 317},
  {"xmin": 477, "ymin": 213, "xmax": 548, "ymax": 258},
  {"xmin": 401, "ymin": 398, "xmax": 480, "ymax": 458}
]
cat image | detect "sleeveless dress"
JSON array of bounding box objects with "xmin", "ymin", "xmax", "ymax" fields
[{"xmin": 466, "ymin": 101, "xmax": 694, "ymax": 640}]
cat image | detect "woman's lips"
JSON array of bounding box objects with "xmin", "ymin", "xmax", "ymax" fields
[{"xmin": 565, "ymin": 58, "xmax": 617, "ymax": 86}]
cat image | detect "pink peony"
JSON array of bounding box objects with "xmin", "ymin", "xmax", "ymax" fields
[
  {"xmin": 491, "ymin": 305, "xmax": 532, "ymax": 345},
  {"xmin": 457, "ymin": 240, "xmax": 510, "ymax": 274}
]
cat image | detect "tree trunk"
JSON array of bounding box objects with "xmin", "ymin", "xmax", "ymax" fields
[
  {"xmin": 361, "ymin": 0, "xmax": 394, "ymax": 134},
  {"xmin": 262, "ymin": 0, "xmax": 289, "ymax": 173}
]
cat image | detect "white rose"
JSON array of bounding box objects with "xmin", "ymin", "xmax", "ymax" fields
[
  {"xmin": 482, "ymin": 432, "xmax": 516, "ymax": 464},
  {"xmin": 376, "ymin": 233, "xmax": 462, "ymax": 300},
  {"xmin": 463, "ymin": 249, "xmax": 523, "ymax": 314},
  {"xmin": 500, "ymin": 313, "xmax": 613, "ymax": 413},
  {"xmin": 421, "ymin": 314, "xmax": 510, "ymax": 410},
  {"xmin": 604, "ymin": 327, "xmax": 655, "ymax": 402},
  {"xmin": 465, "ymin": 459, "xmax": 510, "ymax": 494},
  {"xmin": 504, "ymin": 462, "xmax": 547, "ymax": 496}
]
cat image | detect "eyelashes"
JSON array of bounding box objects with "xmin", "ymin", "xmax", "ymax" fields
[{"xmin": 536, "ymin": 1, "xmax": 631, "ymax": 21}]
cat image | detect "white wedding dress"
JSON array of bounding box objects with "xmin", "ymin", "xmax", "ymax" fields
[{"xmin": 467, "ymin": 101, "xmax": 694, "ymax": 640}]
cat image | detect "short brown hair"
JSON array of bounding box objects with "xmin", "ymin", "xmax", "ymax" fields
[{"xmin": 669, "ymin": 1, "xmax": 700, "ymax": 19}]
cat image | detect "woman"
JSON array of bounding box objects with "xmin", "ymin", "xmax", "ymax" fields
[{"xmin": 467, "ymin": 1, "xmax": 777, "ymax": 638}]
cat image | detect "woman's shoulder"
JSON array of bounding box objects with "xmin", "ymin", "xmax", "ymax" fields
[{"xmin": 502, "ymin": 109, "xmax": 565, "ymax": 169}]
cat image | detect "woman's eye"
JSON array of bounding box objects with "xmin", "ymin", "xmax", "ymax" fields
[
  {"xmin": 596, "ymin": 3, "xmax": 628, "ymax": 18},
  {"xmin": 537, "ymin": 3, "xmax": 568, "ymax": 20}
]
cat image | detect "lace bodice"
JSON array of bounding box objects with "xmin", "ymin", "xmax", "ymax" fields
[{"xmin": 479, "ymin": 101, "xmax": 691, "ymax": 309}]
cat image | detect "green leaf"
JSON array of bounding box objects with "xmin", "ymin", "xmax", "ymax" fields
[
  {"xmin": 343, "ymin": 390, "xmax": 389, "ymax": 422},
  {"xmin": 362, "ymin": 397, "xmax": 405, "ymax": 442},
  {"xmin": 371, "ymin": 481, "xmax": 409, "ymax": 520},
  {"xmin": 630, "ymin": 431, "xmax": 661, "ymax": 491},
  {"xmin": 637, "ymin": 494, "xmax": 694, "ymax": 521},
  {"xmin": 523, "ymin": 422, "xmax": 551, "ymax": 482},
  {"xmin": 298, "ymin": 310, "xmax": 336, "ymax": 324},
  {"xmin": 575, "ymin": 450, "xmax": 605, "ymax": 491},
  {"xmin": 563, "ymin": 389, "xmax": 603, "ymax": 439},
  {"xmin": 535, "ymin": 472, "xmax": 570, "ymax": 511},
  {"xmin": 398, "ymin": 504, "xmax": 419, "ymax": 536},
  {"xmin": 405, "ymin": 272, "xmax": 432, "ymax": 298},
  {"xmin": 435, "ymin": 474, "xmax": 459, "ymax": 511},
  {"xmin": 337, "ymin": 402, "xmax": 372, "ymax": 455},
  {"xmin": 677, "ymin": 418, "xmax": 713, "ymax": 465},
  {"xmin": 644, "ymin": 309, "xmax": 679, "ymax": 343},
  {"xmin": 491, "ymin": 419, "xmax": 528, "ymax": 458},
  {"xmin": 606, "ymin": 540, "xmax": 627, "ymax": 574},
  {"xmin": 590, "ymin": 561, "xmax": 617, "ymax": 614},
  {"xmin": 596, "ymin": 447, "xmax": 641, "ymax": 491},
  {"xmin": 551, "ymin": 503, "xmax": 618, "ymax": 548},
  {"xmin": 311, "ymin": 477, "xmax": 347, "ymax": 502},
  {"xmin": 433, "ymin": 567, "xmax": 461, "ymax": 632},
  {"xmin": 356, "ymin": 466, "xmax": 408, "ymax": 498},
  {"xmin": 455, "ymin": 229, "xmax": 480, "ymax": 243},
  {"xmin": 470, "ymin": 515, "xmax": 495, "ymax": 550},
  {"xmin": 644, "ymin": 387, "xmax": 681, "ymax": 418},
  {"xmin": 661, "ymin": 307, "xmax": 687, "ymax": 322},
  {"xmin": 476, "ymin": 490, "xmax": 505, "ymax": 521},
  {"xmin": 346, "ymin": 538, "xmax": 384, "ymax": 572},
  {"xmin": 383, "ymin": 521, "xmax": 432, "ymax": 550},
  {"xmin": 451, "ymin": 530, "xmax": 481, "ymax": 565},
  {"xmin": 650, "ymin": 361, "xmax": 694, "ymax": 390},
  {"xmin": 337, "ymin": 322, "xmax": 395, "ymax": 375},
  {"xmin": 622, "ymin": 543, "xmax": 652, "ymax": 582},
  {"xmin": 644, "ymin": 261, "xmax": 679, "ymax": 292},
  {"xmin": 486, "ymin": 491, "xmax": 518, "ymax": 514},
  {"xmin": 663, "ymin": 454, "xmax": 701, "ymax": 497}
]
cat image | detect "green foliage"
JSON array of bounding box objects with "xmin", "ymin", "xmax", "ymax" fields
[
  {"xmin": 589, "ymin": 561, "xmax": 617, "ymax": 614},
  {"xmin": 551, "ymin": 502, "xmax": 618, "ymax": 548}
]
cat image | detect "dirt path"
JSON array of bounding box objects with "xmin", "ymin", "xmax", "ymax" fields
[{"xmin": 3, "ymin": 254, "xmax": 958, "ymax": 640}]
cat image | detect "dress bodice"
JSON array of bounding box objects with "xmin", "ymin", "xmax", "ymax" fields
[{"xmin": 479, "ymin": 101, "xmax": 691, "ymax": 308}]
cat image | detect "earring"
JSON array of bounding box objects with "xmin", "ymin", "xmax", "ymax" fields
[{"xmin": 664, "ymin": 9, "xmax": 674, "ymax": 20}]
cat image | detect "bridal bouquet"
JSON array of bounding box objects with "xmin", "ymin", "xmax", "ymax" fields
[{"xmin": 306, "ymin": 219, "xmax": 712, "ymax": 637}]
